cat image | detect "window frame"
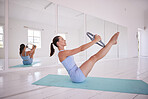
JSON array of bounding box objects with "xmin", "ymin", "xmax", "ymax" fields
[{"xmin": 27, "ymin": 29, "xmax": 41, "ymax": 49}]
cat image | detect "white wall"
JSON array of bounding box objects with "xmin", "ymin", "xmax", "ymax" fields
[
  {"xmin": 140, "ymin": 10, "xmax": 148, "ymax": 56},
  {"xmin": 140, "ymin": 29, "xmax": 148, "ymax": 56},
  {"xmin": 49, "ymin": 0, "xmax": 148, "ymax": 58}
]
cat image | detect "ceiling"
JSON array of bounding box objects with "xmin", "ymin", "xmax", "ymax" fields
[{"xmin": 0, "ymin": 0, "xmax": 148, "ymax": 29}]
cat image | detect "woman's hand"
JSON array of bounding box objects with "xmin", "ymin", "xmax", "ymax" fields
[
  {"xmin": 34, "ymin": 45, "xmax": 37, "ymax": 49},
  {"xmin": 31, "ymin": 45, "xmax": 37, "ymax": 49},
  {"xmin": 94, "ymin": 34, "xmax": 101, "ymax": 42}
]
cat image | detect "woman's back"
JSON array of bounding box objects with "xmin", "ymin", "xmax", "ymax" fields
[
  {"xmin": 21, "ymin": 51, "xmax": 30, "ymax": 61},
  {"xmin": 21, "ymin": 51, "xmax": 33, "ymax": 65}
]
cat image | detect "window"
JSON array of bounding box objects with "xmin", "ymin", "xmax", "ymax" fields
[
  {"xmin": 0, "ymin": 26, "xmax": 4, "ymax": 48},
  {"xmin": 28, "ymin": 29, "xmax": 41, "ymax": 48}
]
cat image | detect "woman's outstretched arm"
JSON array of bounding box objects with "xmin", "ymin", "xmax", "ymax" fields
[
  {"xmin": 60, "ymin": 34, "xmax": 101, "ymax": 57},
  {"xmin": 26, "ymin": 45, "xmax": 36, "ymax": 55}
]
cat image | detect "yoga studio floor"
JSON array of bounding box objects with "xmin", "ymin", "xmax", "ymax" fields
[{"xmin": 0, "ymin": 57, "xmax": 148, "ymax": 99}]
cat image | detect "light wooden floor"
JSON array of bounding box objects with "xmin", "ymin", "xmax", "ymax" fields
[{"xmin": 0, "ymin": 57, "xmax": 148, "ymax": 99}]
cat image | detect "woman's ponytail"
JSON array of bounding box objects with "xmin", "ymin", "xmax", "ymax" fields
[
  {"xmin": 50, "ymin": 36, "xmax": 60, "ymax": 57},
  {"xmin": 50, "ymin": 43, "xmax": 55, "ymax": 57},
  {"xmin": 19, "ymin": 44, "xmax": 25, "ymax": 55}
]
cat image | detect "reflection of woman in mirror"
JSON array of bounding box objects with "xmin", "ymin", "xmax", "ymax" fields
[
  {"xmin": 19, "ymin": 44, "xmax": 36, "ymax": 65},
  {"xmin": 50, "ymin": 32, "xmax": 119, "ymax": 83}
]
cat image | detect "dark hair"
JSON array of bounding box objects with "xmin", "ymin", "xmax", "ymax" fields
[
  {"xmin": 50, "ymin": 36, "xmax": 60, "ymax": 57},
  {"xmin": 20, "ymin": 44, "xmax": 25, "ymax": 55}
]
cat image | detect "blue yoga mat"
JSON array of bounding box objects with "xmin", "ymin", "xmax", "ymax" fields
[
  {"xmin": 10, "ymin": 61, "xmax": 40, "ymax": 68},
  {"xmin": 32, "ymin": 74, "xmax": 148, "ymax": 95}
]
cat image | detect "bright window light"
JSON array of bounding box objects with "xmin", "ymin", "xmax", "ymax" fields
[
  {"xmin": 28, "ymin": 29, "xmax": 41, "ymax": 48},
  {"xmin": 0, "ymin": 26, "xmax": 4, "ymax": 48}
]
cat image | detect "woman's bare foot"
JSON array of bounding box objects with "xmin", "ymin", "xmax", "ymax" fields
[{"xmin": 110, "ymin": 32, "xmax": 119, "ymax": 45}]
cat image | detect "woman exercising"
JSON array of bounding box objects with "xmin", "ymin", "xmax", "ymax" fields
[
  {"xmin": 50, "ymin": 32, "xmax": 119, "ymax": 83},
  {"xmin": 19, "ymin": 44, "xmax": 36, "ymax": 65}
]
